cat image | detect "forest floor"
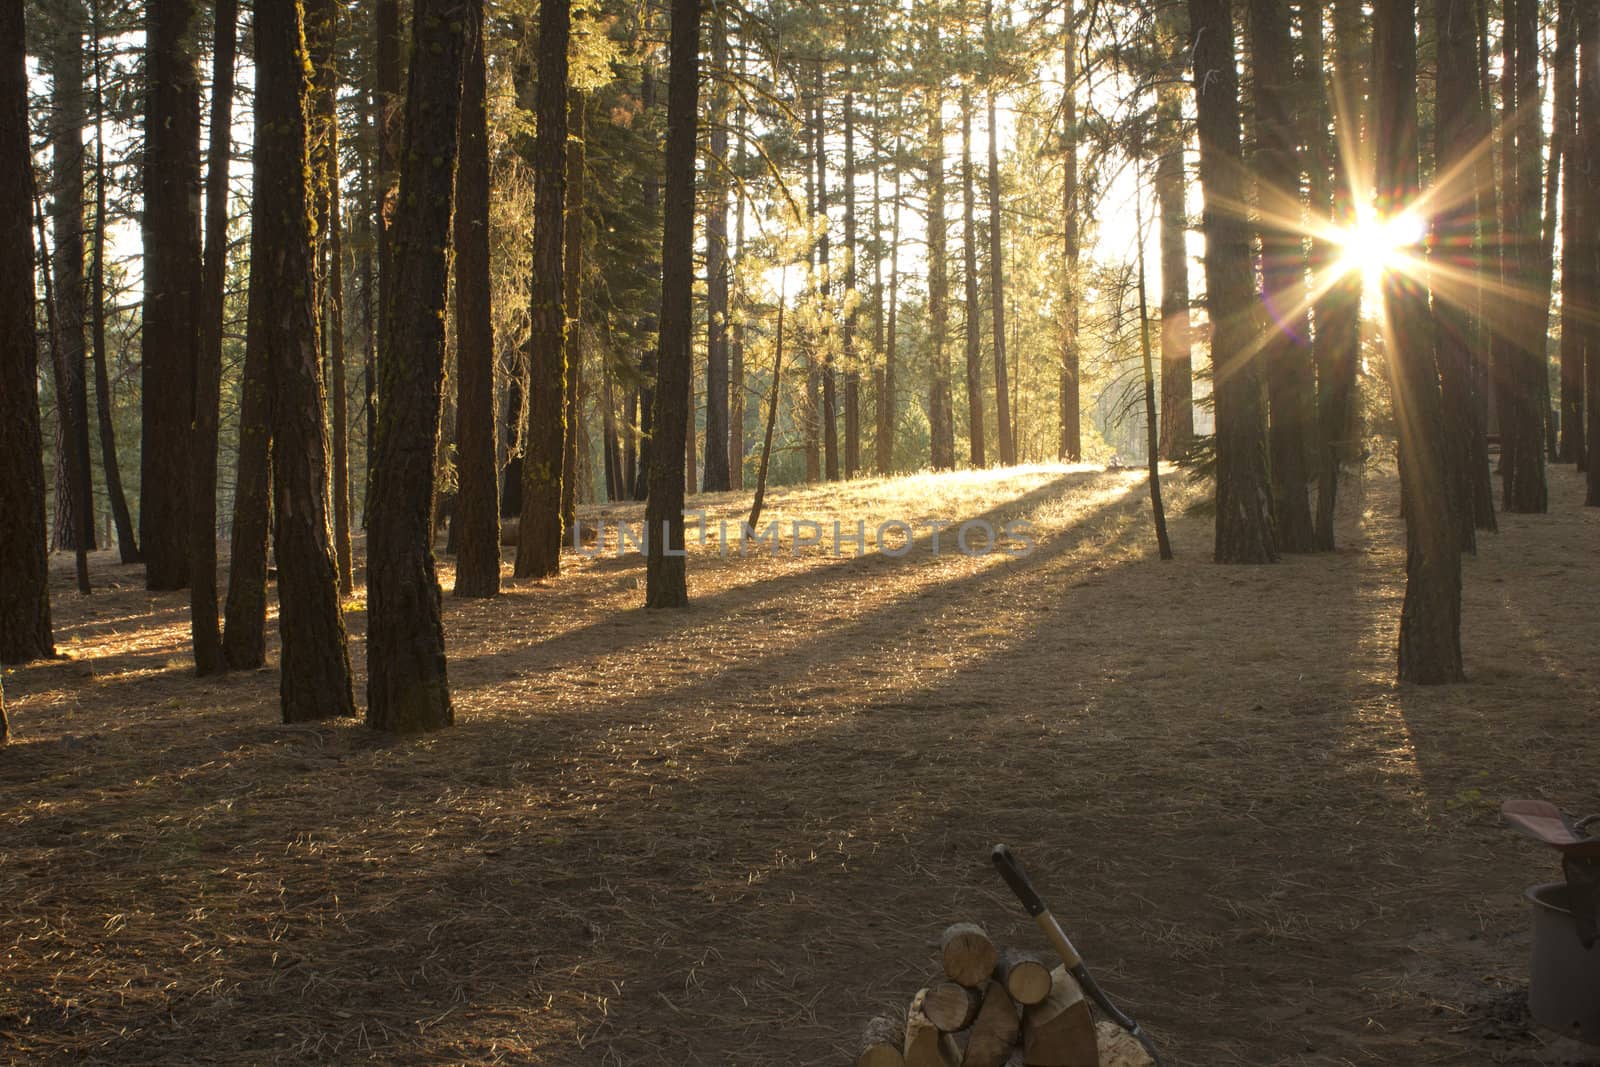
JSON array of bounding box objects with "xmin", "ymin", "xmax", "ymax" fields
[{"xmin": 3, "ymin": 463, "xmax": 1598, "ymax": 1066}]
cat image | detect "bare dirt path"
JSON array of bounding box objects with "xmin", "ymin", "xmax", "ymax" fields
[{"xmin": 2, "ymin": 465, "xmax": 1597, "ymax": 1065}]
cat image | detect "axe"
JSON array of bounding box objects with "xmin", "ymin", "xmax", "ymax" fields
[{"xmin": 992, "ymin": 844, "xmax": 1164, "ymax": 1066}]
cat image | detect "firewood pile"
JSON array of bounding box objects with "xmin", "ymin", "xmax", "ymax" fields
[{"xmin": 855, "ymin": 922, "xmax": 1154, "ymax": 1067}]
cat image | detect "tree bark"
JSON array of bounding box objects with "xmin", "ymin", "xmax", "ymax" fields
[
  {"xmin": 1556, "ymin": 0, "xmax": 1586, "ymax": 467},
  {"xmin": 516, "ymin": 0, "xmax": 570, "ymax": 579},
  {"xmin": 222, "ymin": 248, "xmax": 273, "ymax": 670},
  {"xmin": 1138, "ymin": 187, "xmax": 1174, "ymax": 561},
  {"xmin": 89, "ymin": 0, "xmax": 138, "ymax": 563},
  {"xmin": 141, "ymin": 0, "xmax": 203, "ymax": 591},
  {"xmin": 1190, "ymin": 0, "xmax": 1276, "ymax": 563},
  {"xmin": 987, "ymin": 78, "xmax": 1014, "ymax": 466},
  {"xmin": 1, "ymin": 0, "xmax": 55, "ymax": 664},
  {"xmin": 633, "ymin": 57, "xmax": 660, "ymax": 502},
  {"xmin": 961, "ymin": 84, "xmax": 986, "ymax": 469},
  {"xmin": 191, "ymin": 0, "xmax": 237, "ymax": 675},
  {"xmin": 1435, "ymin": 0, "xmax": 1488, "ymax": 554},
  {"xmin": 644, "ymin": 0, "xmax": 699, "ymax": 608},
  {"xmin": 374, "ymin": 0, "xmax": 402, "ymax": 508},
  {"xmin": 1060, "ymin": 6, "xmax": 1081, "ymax": 463},
  {"xmin": 927, "ymin": 42, "xmax": 954, "ymax": 472},
  {"xmin": 730, "ymin": 74, "xmax": 747, "ymax": 489},
  {"xmin": 702, "ymin": 29, "xmax": 731, "ymax": 492},
  {"xmin": 307, "ymin": 0, "xmax": 352, "ymax": 595},
  {"xmin": 1498, "ymin": 0, "xmax": 1548, "ymax": 513},
  {"xmin": 367, "ymin": 0, "xmax": 474, "ymax": 732},
  {"xmin": 1314, "ymin": 0, "xmax": 1366, "ymax": 549},
  {"xmin": 1250, "ymin": 0, "xmax": 1316, "ymax": 553},
  {"xmin": 881, "ymin": 141, "xmax": 901, "ymax": 474},
  {"xmin": 748, "ymin": 286, "xmax": 785, "ymax": 532},
  {"xmin": 47, "ymin": 2, "xmax": 96, "ymax": 556},
  {"xmin": 1376, "ymin": 0, "xmax": 1463, "ymax": 684},
  {"xmin": 252, "ymin": 0, "xmax": 356, "ymax": 721},
  {"xmin": 454, "ymin": 11, "xmax": 500, "ymax": 598},
  {"xmin": 816, "ymin": 95, "xmax": 839, "ymax": 481},
  {"xmin": 1155, "ymin": 4, "xmax": 1192, "ymax": 461},
  {"xmin": 803, "ymin": 100, "xmax": 821, "ymax": 484},
  {"xmin": 843, "ymin": 89, "xmax": 861, "ymax": 478},
  {"xmin": 1580, "ymin": 3, "xmax": 1600, "ymax": 505},
  {"xmin": 563, "ymin": 90, "xmax": 587, "ymax": 527}
]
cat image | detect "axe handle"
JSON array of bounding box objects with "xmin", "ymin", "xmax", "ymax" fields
[{"xmin": 992, "ymin": 844, "xmax": 1164, "ymax": 1066}]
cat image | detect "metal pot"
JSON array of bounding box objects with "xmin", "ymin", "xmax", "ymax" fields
[{"xmin": 1527, "ymin": 881, "xmax": 1600, "ymax": 1045}]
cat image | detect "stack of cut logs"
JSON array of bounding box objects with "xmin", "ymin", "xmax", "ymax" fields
[{"xmin": 856, "ymin": 923, "xmax": 1153, "ymax": 1067}]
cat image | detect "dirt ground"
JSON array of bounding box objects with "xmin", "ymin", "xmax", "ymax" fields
[{"xmin": 3, "ymin": 463, "xmax": 1598, "ymax": 1066}]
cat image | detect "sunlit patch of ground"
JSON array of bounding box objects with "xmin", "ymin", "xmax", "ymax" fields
[{"xmin": 2, "ymin": 463, "xmax": 1596, "ymax": 1065}]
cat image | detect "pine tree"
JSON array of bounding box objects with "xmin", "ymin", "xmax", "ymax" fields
[
  {"xmin": 367, "ymin": 0, "xmax": 476, "ymax": 732},
  {"xmin": 1376, "ymin": 0, "xmax": 1463, "ymax": 683},
  {"xmin": 644, "ymin": 0, "xmax": 700, "ymax": 608},
  {"xmin": 1190, "ymin": 0, "xmax": 1276, "ymax": 563},
  {"xmin": 454, "ymin": 8, "xmax": 500, "ymax": 599},
  {"xmin": 516, "ymin": 0, "xmax": 571, "ymax": 579},
  {"xmin": 253, "ymin": 0, "xmax": 357, "ymax": 721},
  {"xmin": 141, "ymin": 0, "xmax": 203, "ymax": 591},
  {"xmin": 0, "ymin": 0, "xmax": 54, "ymax": 666},
  {"xmin": 190, "ymin": 0, "xmax": 238, "ymax": 675}
]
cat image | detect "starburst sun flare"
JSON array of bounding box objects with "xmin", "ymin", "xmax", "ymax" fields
[{"xmin": 1332, "ymin": 207, "xmax": 1429, "ymax": 290}]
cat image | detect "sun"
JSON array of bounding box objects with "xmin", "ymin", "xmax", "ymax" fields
[{"xmin": 1334, "ymin": 208, "xmax": 1427, "ymax": 289}]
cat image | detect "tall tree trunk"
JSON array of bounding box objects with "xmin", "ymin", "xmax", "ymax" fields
[
  {"xmin": 308, "ymin": 0, "xmax": 352, "ymax": 595},
  {"xmin": 803, "ymin": 99, "xmax": 821, "ymax": 483},
  {"xmin": 644, "ymin": 0, "xmax": 699, "ymax": 608},
  {"xmin": 360, "ymin": 86, "xmax": 378, "ymax": 529},
  {"xmin": 1498, "ymin": 0, "xmax": 1548, "ymax": 513},
  {"xmin": 88, "ymin": 0, "xmax": 138, "ymax": 563},
  {"xmin": 34, "ymin": 193, "xmax": 90, "ymax": 592},
  {"xmin": 1137, "ymin": 186, "xmax": 1173, "ymax": 560},
  {"xmin": 501, "ymin": 352, "xmax": 524, "ymax": 517},
  {"xmin": 373, "ymin": 0, "xmax": 401, "ymax": 510},
  {"xmin": 515, "ymin": 0, "xmax": 570, "ymax": 579},
  {"xmin": 253, "ymin": 0, "xmax": 356, "ymax": 721},
  {"xmin": 927, "ymin": 48, "xmax": 954, "ymax": 471},
  {"xmin": 842, "ymin": 90, "xmax": 861, "ymax": 479},
  {"xmin": 141, "ymin": 0, "xmax": 202, "ymax": 590},
  {"xmin": 454, "ymin": 12, "xmax": 499, "ymax": 598},
  {"xmin": 603, "ymin": 357, "xmax": 622, "ymax": 500},
  {"xmin": 1189, "ymin": 0, "xmax": 1276, "ymax": 563},
  {"xmin": 222, "ymin": 244, "xmax": 273, "ymax": 669},
  {"xmin": 1538, "ymin": 0, "xmax": 1574, "ymax": 465},
  {"xmin": 881, "ymin": 137, "xmax": 901, "ymax": 475},
  {"xmin": 1462, "ymin": 0, "xmax": 1497, "ymax": 532},
  {"xmin": 748, "ymin": 284, "xmax": 785, "ymax": 531},
  {"xmin": 960, "ymin": 84, "xmax": 986, "ymax": 469},
  {"xmin": 48, "ymin": 1, "xmax": 95, "ymax": 556},
  {"xmin": 1580, "ymin": 2, "xmax": 1600, "ymax": 505},
  {"xmin": 872, "ymin": 107, "xmax": 890, "ymax": 473},
  {"xmin": 702, "ymin": 29, "xmax": 730, "ymax": 492},
  {"xmin": 1060, "ymin": 6, "xmax": 1081, "ymax": 462},
  {"xmin": 562, "ymin": 90, "xmax": 587, "ymax": 527},
  {"xmin": 0, "ymin": 0, "xmax": 54, "ymax": 664},
  {"xmin": 367, "ymin": 0, "xmax": 474, "ymax": 732},
  {"xmin": 816, "ymin": 95, "xmax": 839, "ymax": 481},
  {"xmin": 1556, "ymin": 0, "xmax": 1586, "ymax": 467},
  {"xmin": 191, "ymin": 0, "xmax": 237, "ymax": 674},
  {"xmin": 1313, "ymin": 0, "xmax": 1366, "ymax": 549},
  {"xmin": 1250, "ymin": 0, "xmax": 1316, "ymax": 553},
  {"xmin": 1376, "ymin": 0, "xmax": 1463, "ymax": 683},
  {"xmin": 729, "ymin": 74, "xmax": 747, "ymax": 490},
  {"xmin": 987, "ymin": 81, "xmax": 1014, "ymax": 467},
  {"xmin": 1155, "ymin": 2, "xmax": 1192, "ymax": 462},
  {"xmin": 632, "ymin": 57, "xmax": 660, "ymax": 502},
  {"xmin": 1435, "ymin": 0, "xmax": 1487, "ymax": 554}
]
